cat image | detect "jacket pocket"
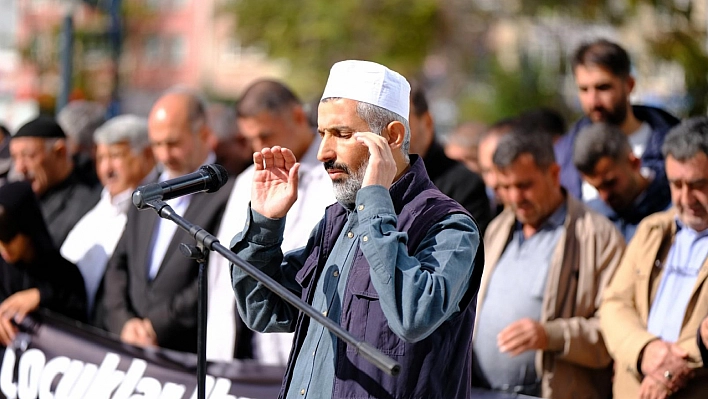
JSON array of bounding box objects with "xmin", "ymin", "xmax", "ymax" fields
[
  {"xmin": 346, "ymin": 263, "xmax": 405, "ymax": 357},
  {"xmin": 295, "ymin": 252, "xmax": 320, "ymax": 294}
]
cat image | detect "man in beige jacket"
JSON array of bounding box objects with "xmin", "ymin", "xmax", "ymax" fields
[
  {"xmin": 600, "ymin": 116, "xmax": 708, "ymax": 399},
  {"xmin": 472, "ymin": 130, "xmax": 625, "ymax": 398}
]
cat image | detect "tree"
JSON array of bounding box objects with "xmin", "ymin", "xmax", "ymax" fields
[
  {"xmin": 227, "ymin": 0, "xmax": 442, "ymax": 98},
  {"xmin": 228, "ymin": 0, "xmax": 708, "ymax": 120}
]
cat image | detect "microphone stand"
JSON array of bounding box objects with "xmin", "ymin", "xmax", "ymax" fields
[{"xmin": 142, "ymin": 199, "xmax": 401, "ymax": 399}]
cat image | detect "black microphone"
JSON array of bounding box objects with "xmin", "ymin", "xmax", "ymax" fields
[{"xmin": 132, "ymin": 164, "xmax": 229, "ymax": 209}]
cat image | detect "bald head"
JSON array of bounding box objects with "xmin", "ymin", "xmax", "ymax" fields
[{"xmin": 148, "ymin": 91, "xmax": 212, "ymax": 177}]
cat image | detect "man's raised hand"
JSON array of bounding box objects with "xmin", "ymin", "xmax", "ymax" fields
[{"xmin": 251, "ymin": 146, "xmax": 300, "ymax": 219}]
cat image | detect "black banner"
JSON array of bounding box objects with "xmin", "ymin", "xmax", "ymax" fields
[
  {"xmin": 0, "ymin": 311, "xmax": 538, "ymax": 399},
  {"xmin": 0, "ymin": 311, "xmax": 284, "ymax": 399}
]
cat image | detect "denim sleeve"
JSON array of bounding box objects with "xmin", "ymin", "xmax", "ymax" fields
[
  {"xmin": 230, "ymin": 205, "xmax": 319, "ymax": 333},
  {"xmin": 355, "ymin": 185, "xmax": 480, "ymax": 343}
]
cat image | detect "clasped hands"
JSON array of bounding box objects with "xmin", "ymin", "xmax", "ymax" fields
[
  {"xmin": 639, "ymin": 339, "xmax": 692, "ymax": 399},
  {"xmin": 121, "ymin": 317, "xmax": 158, "ymax": 348}
]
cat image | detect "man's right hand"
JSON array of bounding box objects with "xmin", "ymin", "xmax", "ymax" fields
[
  {"xmin": 640, "ymin": 340, "xmax": 692, "ymax": 393},
  {"xmin": 121, "ymin": 318, "xmax": 158, "ymax": 348},
  {"xmin": 251, "ymin": 146, "xmax": 300, "ymax": 219}
]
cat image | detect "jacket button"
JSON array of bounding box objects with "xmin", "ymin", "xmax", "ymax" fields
[
  {"xmin": 333, "ymin": 270, "xmax": 339, "ymax": 277},
  {"xmin": 358, "ymin": 204, "xmax": 365, "ymax": 211},
  {"xmin": 300, "ymin": 389, "xmax": 305, "ymax": 395},
  {"xmin": 363, "ymin": 236, "xmax": 368, "ymax": 242},
  {"xmin": 347, "ymin": 231, "xmax": 354, "ymax": 238}
]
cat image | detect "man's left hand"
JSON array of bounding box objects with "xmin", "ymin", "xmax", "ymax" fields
[
  {"xmin": 354, "ymin": 132, "xmax": 397, "ymax": 190},
  {"xmin": 497, "ymin": 318, "xmax": 548, "ymax": 356}
]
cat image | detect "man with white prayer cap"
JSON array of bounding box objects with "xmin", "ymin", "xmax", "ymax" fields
[{"xmin": 229, "ymin": 59, "xmax": 484, "ymax": 398}]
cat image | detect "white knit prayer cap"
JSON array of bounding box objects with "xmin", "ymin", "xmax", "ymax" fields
[{"xmin": 321, "ymin": 60, "xmax": 411, "ymax": 122}]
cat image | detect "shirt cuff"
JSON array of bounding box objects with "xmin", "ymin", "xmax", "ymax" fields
[
  {"xmin": 544, "ymin": 319, "xmax": 567, "ymax": 353},
  {"xmin": 355, "ymin": 185, "xmax": 395, "ymax": 222},
  {"xmin": 243, "ymin": 206, "xmax": 286, "ymax": 246}
]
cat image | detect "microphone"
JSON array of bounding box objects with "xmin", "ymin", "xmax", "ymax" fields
[{"xmin": 132, "ymin": 164, "xmax": 229, "ymax": 209}]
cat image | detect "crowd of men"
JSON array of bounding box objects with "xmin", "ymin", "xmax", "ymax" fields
[{"xmin": 0, "ymin": 38, "xmax": 707, "ymax": 399}]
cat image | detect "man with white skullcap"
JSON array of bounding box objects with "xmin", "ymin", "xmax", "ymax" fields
[{"xmin": 229, "ymin": 60, "xmax": 483, "ymax": 398}]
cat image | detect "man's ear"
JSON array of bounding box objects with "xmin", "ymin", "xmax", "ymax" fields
[
  {"xmin": 628, "ymin": 152, "xmax": 641, "ymax": 171},
  {"xmin": 52, "ymin": 139, "xmax": 68, "ymax": 158},
  {"xmin": 385, "ymin": 121, "xmax": 406, "ymax": 150},
  {"xmin": 291, "ymin": 105, "xmax": 308, "ymax": 126},
  {"xmin": 625, "ymin": 75, "xmax": 636, "ymax": 93}
]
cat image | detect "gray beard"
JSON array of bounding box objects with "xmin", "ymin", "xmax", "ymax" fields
[{"xmin": 333, "ymin": 157, "xmax": 369, "ymax": 207}]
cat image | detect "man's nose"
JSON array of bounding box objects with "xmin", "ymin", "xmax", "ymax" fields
[{"xmin": 317, "ymin": 135, "xmax": 334, "ymax": 163}]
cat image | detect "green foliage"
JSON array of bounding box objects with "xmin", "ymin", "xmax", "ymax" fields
[
  {"xmin": 229, "ymin": 0, "xmax": 441, "ymax": 97},
  {"xmin": 457, "ymin": 56, "xmax": 571, "ymax": 124},
  {"xmin": 649, "ymin": 31, "xmax": 708, "ymax": 116},
  {"xmin": 227, "ymin": 0, "xmax": 707, "ymax": 117}
]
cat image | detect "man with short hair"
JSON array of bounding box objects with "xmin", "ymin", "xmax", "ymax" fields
[
  {"xmin": 477, "ymin": 117, "xmax": 517, "ymax": 216},
  {"xmin": 230, "ymin": 60, "xmax": 483, "ymax": 398},
  {"xmin": 473, "ymin": 130, "xmax": 624, "ymax": 398},
  {"xmin": 444, "ymin": 120, "xmax": 487, "ymax": 173},
  {"xmin": 10, "ymin": 116, "xmax": 101, "ymax": 247},
  {"xmin": 206, "ymin": 80, "xmax": 335, "ymax": 363},
  {"xmin": 57, "ymin": 100, "xmax": 107, "ymax": 187},
  {"xmin": 207, "ymin": 103, "xmax": 251, "ymax": 178},
  {"xmin": 409, "ymin": 84, "xmax": 491, "ymax": 233},
  {"xmin": 61, "ymin": 115, "xmax": 157, "ymax": 318},
  {"xmin": 599, "ymin": 116, "xmax": 708, "ymax": 398},
  {"xmin": 555, "ymin": 39, "xmax": 679, "ymax": 200},
  {"xmin": 573, "ymin": 122, "xmax": 671, "ymax": 240},
  {"xmin": 99, "ymin": 89, "xmax": 233, "ymax": 353}
]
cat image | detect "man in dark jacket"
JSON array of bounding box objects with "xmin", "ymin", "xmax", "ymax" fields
[
  {"xmin": 10, "ymin": 116, "xmax": 101, "ymax": 247},
  {"xmin": 408, "ymin": 84, "xmax": 491, "ymax": 233},
  {"xmin": 0, "ymin": 181, "xmax": 87, "ymax": 346},
  {"xmin": 572, "ymin": 122, "xmax": 671, "ymax": 241},
  {"xmin": 231, "ymin": 60, "xmax": 483, "ymax": 399},
  {"xmin": 554, "ymin": 39, "xmax": 679, "ymax": 200}
]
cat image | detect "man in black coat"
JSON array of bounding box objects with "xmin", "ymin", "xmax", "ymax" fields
[
  {"xmin": 0, "ymin": 181, "xmax": 87, "ymax": 345},
  {"xmin": 10, "ymin": 116, "xmax": 101, "ymax": 247},
  {"xmin": 99, "ymin": 89, "xmax": 233, "ymax": 354},
  {"xmin": 409, "ymin": 84, "xmax": 491, "ymax": 233}
]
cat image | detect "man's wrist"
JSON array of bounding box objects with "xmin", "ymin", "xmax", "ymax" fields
[{"xmin": 637, "ymin": 338, "xmax": 660, "ymax": 376}]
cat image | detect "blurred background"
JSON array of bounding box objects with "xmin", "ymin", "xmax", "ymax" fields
[{"xmin": 0, "ymin": 0, "xmax": 706, "ymax": 138}]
